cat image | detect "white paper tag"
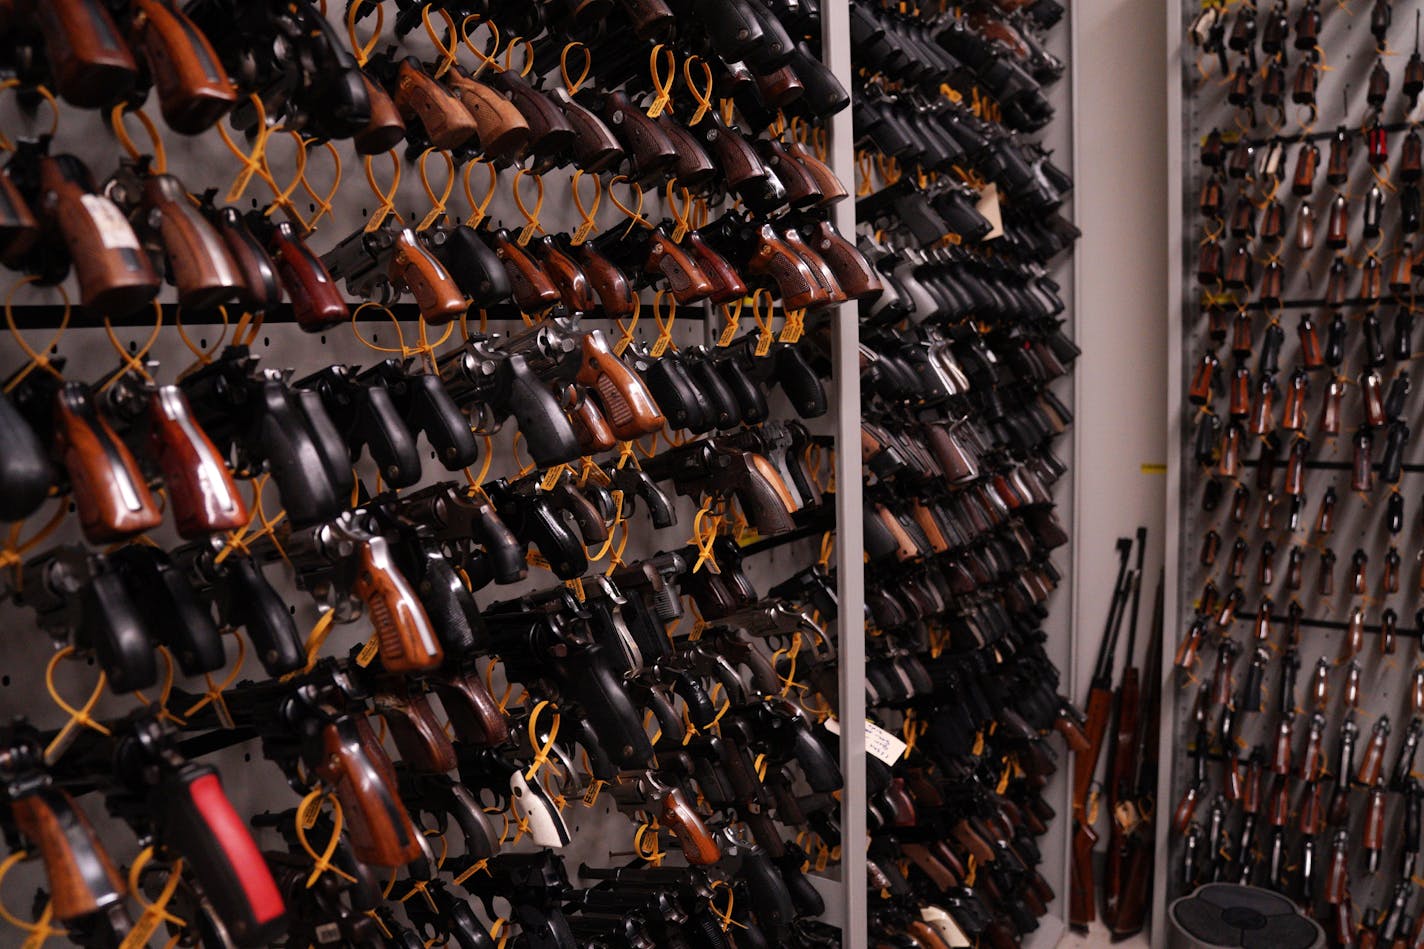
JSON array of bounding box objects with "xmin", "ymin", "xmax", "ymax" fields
[
  {"xmin": 823, "ymin": 717, "xmax": 907, "ymax": 765},
  {"xmin": 80, "ymin": 193, "xmax": 140, "ymax": 250},
  {"xmin": 976, "ymin": 184, "xmax": 1004, "ymax": 241}
]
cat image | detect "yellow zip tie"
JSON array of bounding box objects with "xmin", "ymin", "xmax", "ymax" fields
[
  {"xmin": 363, "ymin": 151, "xmax": 405, "ymax": 232},
  {"xmin": 123, "ymin": 849, "xmax": 187, "ymax": 947},
  {"xmin": 750, "ymin": 289, "xmax": 776, "ymax": 356},
  {"xmin": 513, "ymin": 169, "xmax": 545, "ymax": 246},
  {"xmin": 689, "ymin": 504, "xmax": 722, "ymax": 574},
  {"xmin": 4, "ymin": 278, "xmax": 67, "ymax": 392},
  {"xmin": 44, "ymin": 647, "xmax": 111, "ymax": 763},
  {"xmin": 288, "ymin": 610, "xmax": 337, "ymax": 679},
  {"xmin": 98, "ymin": 308, "xmax": 162, "ymax": 393},
  {"xmin": 502, "ymin": 37, "xmax": 534, "ymax": 77},
  {"xmin": 0, "ymin": 850, "xmax": 64, "ymax": 944},
  {"xmin": 571, "ymin": 171, "xmax": 602, "ymax": 245},
  {"xmin": 647, "ymin": 45, "xmax": 676, "ymax": 118},
  {"xmin": 295, "ymin": 790, "xmax": 358, "ymax": 887},
  {"xmin": 421, "ymin": 5, "xmax": 461, "ymax": 77},
  {"xmin": 176, "ymin": 304, "xmax": 229, "ymax": 373},
  {"xmin": 683, "ymin": 56, "xmax": 714, "ymax": 126},
  {"xmin": 561, "ymin": 43, "xmax": 591, "ymax": 95},
  {"xmin": 613, "ymin": 295, "xmax": 641, "ymax": 356},
  {"xmin": 666, "ymin": 181, "xmax": 693, "ymax": 242},
  {"xmin": 0, "ymin": 80, "xmax": 57, "ymax": 154},
  {"xmin": 346, "ymin": 0, "xmax": 383, "ymax": 67},
  {"xmin": 649, "ymin": 292, "xmax": 677, "ymax": 357},
  {"xmin": 110, "ymin": 103, "xmax": 167, "ymax": 173},
  {"xmin": 463, "ymin": 160, "xmax": 499, "ymax": 229},
  {"xmin": 180, "ymin": 629, "xmax": 247, "ymax": 725},
  {"xmin": 459, "ymin": 15, "xmax": 503, "ymax": 78},
  {"xmin": 609, "ymin": 175, "xmax": 652, "ymax": 237},
  {"xmin": 417, "ymin": 148, "xmax": 455, "ymax": 231}
]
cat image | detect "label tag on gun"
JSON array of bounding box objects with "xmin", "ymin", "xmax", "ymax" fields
[
  {"xmin": 582, "ymin": 779, "xmax": 605, "ymax": 807},
  {"xmin": 355, "ymin": 633, "xmax": 380, "ymax": 668},
  {"xmin": 80, "ymin": 194, "xmax": 141, "ymax": 250},
  {"xmin": 976, "ymin": 184, "xmax": 1004, "ymax": 241},
  {"xmin": 824, "ymin": 717, "xmax": 907, "ymax": 765}
]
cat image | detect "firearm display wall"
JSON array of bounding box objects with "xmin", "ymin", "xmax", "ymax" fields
[
  {"xmin": 0, "ymin": 1, "xmax": 1080, "ymax": 947},
  {"xmin": 1166, "ymin": 1, "xmax": 1424, "ymax": 944}
]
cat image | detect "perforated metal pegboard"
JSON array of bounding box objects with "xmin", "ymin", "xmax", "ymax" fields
[
  {"xmin": 1171, "ymin": 0, "xmax": 1424, "ymax": 918},
  {"xmin": 0, "ymin": 5, "xmax": 848, "ymax": 944}
]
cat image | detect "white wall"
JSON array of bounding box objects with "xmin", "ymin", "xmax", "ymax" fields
[{"xmin": 1064, "ymin": 0, "xmax": 1172, "ymax": 943}]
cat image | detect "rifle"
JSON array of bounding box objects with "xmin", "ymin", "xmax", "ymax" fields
[
  {"xmin": 1106, "ymin": 571, "xmax": 1164, "ymax": 938},
  {"xmin": 1101, "ymin": 528, "xmax": 1146, "ymax": 928},
  {"xmin": 1069, "ymin": 535, "xmax": 1134, "ymax": 931}
]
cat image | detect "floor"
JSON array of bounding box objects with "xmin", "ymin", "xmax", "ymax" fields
[{"xmin": 1054, "ymin": 920, "xmax": 1151, "ymax": 948}]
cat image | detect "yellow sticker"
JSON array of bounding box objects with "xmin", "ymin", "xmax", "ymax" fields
[
  {"xmin": 1141, "ymin": 463, "xmax": 1168, "ymax": 474},
  {"xmin": 541, "ymin": 464, "xmax": 569, "ymax": 491},
  {"xmin": 650, "ymin": 335, "xmax": 671, "ymax": 358},
  {"xmin": 298, "ymin": 794, "xmax": 324, "ymax": 830},
  {"xmin": 355, "ymin": 633, "xmax": 380, "ymax": 668},
  {"xmin": 527, "ymin": 550, "xmax": 550, "ymax": 570},
  {"xmin": 572, "ymin": 220, "xmax": 595, "ymax": 245},
  {"xmin": 517, "ymin": 220, "xmax": 538, "ymax": 247},
  {"xmin": 754, "ymin": 330, "xmax": 773, "ymax": 358},
  {"xmin": 583, "ymin": 779, "xmax": 605, "ymax": 807}
]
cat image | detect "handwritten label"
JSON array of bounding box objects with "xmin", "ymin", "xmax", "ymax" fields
[
  {"xmin": 976, "ymin": 184, "xmax": 1004, "ymax": 241},
  {"xmin": 823, "ymin": 718, "xmax": 907, "ymax": 765}
]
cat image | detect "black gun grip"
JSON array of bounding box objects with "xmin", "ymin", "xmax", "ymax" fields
[
  {"xmin": 671, "ymin": 669, "xmax": 717, "ymax": 729},
  {"xmin": 553, "ymin": 640, "xmax": 654, "ymax": 768},
  {"xmin": 738, "ymin": 852, "xmax": 794, "ymax": 933},
  {"xmin": 293, "ymin": 387, "xmax": 357, "ymax": 502},
  {"xmin": 111, "ymin": 546, "xmax": 225, "ymax": 676},
  {"xmin": 226, "ymin": 553, "xmax": 305, "ymax": 676},
  {"xmin": 405, "ymin": 372, "xmax": 480, "ymax": 470},
  {"xmin": 0, "ymin": 390, "xmax": 51, "ymax": 521},
  {"xmin": 716, "ymin": 354, "xmax": 769, "ymax": 425},
  {"xmin": 355, "ymin": 383, "xmax": 422, "ymax": 488},
  {"xmin": 85, "ymin": 568, "xmax": 157, "ymax": 693},
  {"xmin": 250, "ymin": 381, "xmax": 343, "ymax": 528},
  {"xmin": 638, "ymin": 352, "xmax": 708, "ymax": 433},
  {"xmin": 520, "ymin": 497, "xmax": 589, "ymax": 580},
  {"xmin": 774, "ymin": 346, "xmax": 828, "ymax": 419},
  {"xmin": 498, "ymin": 355, "xmax": 582, "ymax": 468},
  {"xmin": 685, "ymin": 353, "xmax": 740, "ymax": 430},
  {"xmin": 413, "ymin": 550, "xmax": 481, "ymax": 658}
]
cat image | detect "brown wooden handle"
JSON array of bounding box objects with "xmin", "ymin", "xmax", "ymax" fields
[
  {"xmin": 147, "ymin": 385, "xmax": 248, "ymax": 538},
  {"xmin": 12, "ymin": 786, "xmax": 127, "ymax": 923},
  {"xmin": 388, "ymin": 229, "xmax": 467, "ymax": 325},
  {"xmin": 353, "ymin": 537, "xmax": 444, "ymax": 673},
  {"xmin": 682, "ymin": 231, "xmax": 747, "ymax": 305},
  {"xmin": 602, "ymin": 91, "xmax": 677, "ymax": 182},
  {"xmin": 659, "ymin": 787, "xmax": 720, "ymax": 865},
  {"xmin": 901, "ymin": 843, "xmax": 956, "ymax": 891},
  {"xmin": 654, "ymin": 113, "xmax": 716, "ymax": 191},
  {"xmin": 535, "ymin": 237, "xmax": 596, "ymax": 314},
  {"xmin": 782, "ymin": 229, "xmax": 844, "ymax": 303},
  {"xmin": 352, "ymin": 73, "xmax": 407, "ymax": 156},
  {"xmin": 1068, "ymin": 821, "xmax": 1098, "ymax": 928},
  {"xmin": 142, "ymin": 173, "xmax": 242, "ymax": 309},
  {"xmin": 644, "ymin": 229, "xmax": 714, "ymax": 304},
  {"xmin": 573, "ymin": 330, "xmax": 665, "ymax": 439},
  {"xmin": 315, "ymin": 718, "xmax": 423, "ymax": 868},
  {"xmin": 267, "ymin": 221, "xmax": 349, "ymax": 331},
  {"xmin": 128, "ymin": 0, "xmax": 235, "ymax": 134},
  {"xmin": 445, "ymin": 71, "xmax": 531, "ymax": 161},
  {"xmin": 789, "ymin": 141, "xmax": 849, "ymax": 205},
  {"xmin": 431, "ymin": 670, "xmax": 510, "ymax": 747},
  {"xmin": 876, "ymin": 504, "xmax": 919, "ymax": 561},
  {"xmin": 55, "ymin": 381, "xmax": 162, "ymax": 543},
  {"xmin": 759, "ymin": 140, "xmax": 819, "ymax": 207},
  {"xmin": 490, "ymin": 230, "xmax": 561, "ymax": 311},
  {"xmin": 570, "ymin": 241, "xmax": 637, "ymax": 317},
  {"xmin": 40, "ymin": 156, "xmax": 159, "ymax": 314},
  {"xmin": 394, "ymin": 58, "xmax": 478, "ymax": 150},
  {"xmin": 910, "ymin": 501, "xmax": 949, "ymax": 554},
  {"xmin": 698, "ymin": 115, "xmax": 767, "ymax": 190},
  {"xmin": 806, "ymin": 220, "xmax": 882, "ymax": 300},
  {"xmin": 377, "ymin": 691, "xmax": 458, "ymax": 775},
  {"xmin": 30, "ymin": 0, "xmax": 138, "ymax": 108},
  {"xmin": 748, "ymin": 226, "xmax": 819, "ymax": 309},
  {"xmin": 212, "ymin": 208, "xmax": 281, "ymax": 310},
  {"xmin": 565, "ymin": 385, "xmax": 617, "ymax": 454}
]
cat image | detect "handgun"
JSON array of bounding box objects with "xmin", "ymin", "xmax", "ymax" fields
[
  {"xmin": 322, "ymin": 223, "xmax": 467, "ymax": 324},
  {"xmin": 4, "ymin": 0, "xmax": 139, "ymax": 108},
  {"xmin": 640, "ymin": 437, "xmax": 799, "ymax": 536},
  {"xmin": 0, "ymin": 722, "xmax": 132, "ymax": 934},
  {"xmin": 124, "ymin": 0, "xmax": 237, "ymax": 134},
  {"xmin": 245, "ymin": 214, "xmax": 349, "ymax": 331}
]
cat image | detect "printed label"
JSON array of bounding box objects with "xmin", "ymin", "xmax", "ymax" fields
[{"xmin": 80, "ymin": 194, "xmax": 140, "ymax": 250}]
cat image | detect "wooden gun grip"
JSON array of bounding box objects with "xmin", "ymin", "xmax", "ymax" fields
[
  {"xmin": 573, "ymin": 331, "xmax": 665, "ymax": 440},
  {"xmin": 601, "ymin": 91, "xmax": 677, "ymax": 182},
  {"xmin": 389, "ymin": 229, "xmax": 466, "ymax": 325},
  {"xmin": 315, "ymin": 718, "xmax": 423, "ymax": 868},
  {"xmin": 654, "ymin": 114, "xmax": 716, "ymax": 190},
  {"xmin": 352, "ymin": 537, "xmax": 444, "ymax": 673},
  {"xmin": 736, "ymin": 451, "xmax": 798, "ymax": 535},
  {"xmin": 570, "ymin": 241, "xmax": 636, "ymax": 317},
  {"xmin": 30, "ymin": 0, "xmax": 138, "ymax": 108},
  {"xmin": 267, "ymin": 221, "xmax": 349, "ymax": 331},
  {"xmin": 536, "ymin": 237, "xmax": 597, "ymax": 314},
  {"xmin": 566, "ymin": 385, "xmax": 617, "ymax": 454},
  {"xmin": 377, "ymin": 691, "xmax": 459, "ymax": 774},
  {"xmin": 54, "ymin": 382, "xmax": 161, "ymax": 543},
  {"xmin": 352, "ymin": 73, "xmax": 407, "ymax": 155},
  {"xmin": 698, "ymin": 114, "xmax": 768, "ymax": 190},
  {"xmin": 393, "ymin": 58, "xmax": 478, "ymax": 150},
  {"xmin": 128, "ymin": 0, "xmax": 235, "ymax": 134},
  {"xmin": 12, "ymin": 786, "xmax": 127, "ymax": 923},
  {"xmin": 147, "ymin": 385, "xmax": 247, "ymax": 538},
  {"xmin": 660, "ymin": 787, "xmax": 721, "ymax": 865},
  {"xmin": 432, "ymin": 671, "xmax": 510, "ymax": 746},
  {"xmin": 212, "ymin": 208, "xmax": 281, "ymax": 310},
  {"xmin": 141, "ymin": 173, "xmax": 242, "ymax": 310},
  {"xmin": 805, "ymin": 220, "xmax": 883, "ymax": 301},
  {"xmin": 645, "ymin": 229, "xmax": 715, "ymax": 304},
  {"xmin": 489, "ymin": 229, "xmax": 561, "ymax": 311},
  {"xmin": 445, "ymin": 71, "xmax": 530, "ymax": 161},
  {"xmin": 682, "ymin": 231, "xmax": 747, "ymax": 305},
  {"xmin": 788, "ymin": 141, "xmax": 849, "ymax": 204},
  {"xmin": 758, "ymin": 140, "xmax": 820, "ymax": 208},
  {"xmin": 747, "ymin": 225, "xmax": 819, "ymax": 309},
  {"xmin": 40, "ymin": 156, "xmax": 158, "ymax": 314}
]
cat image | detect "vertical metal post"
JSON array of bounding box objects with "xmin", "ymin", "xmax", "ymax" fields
[{"xmin": 821, "ymin": 4, "xmax": 867, "ymax": 948}]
